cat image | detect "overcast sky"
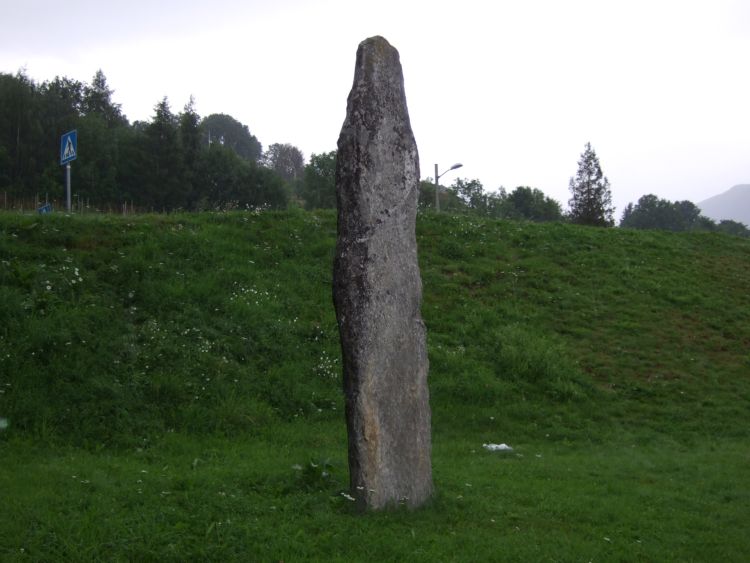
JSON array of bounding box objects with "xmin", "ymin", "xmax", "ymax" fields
[{"xmin": 2, "ymin": 0, "xmax": 748, "ymax": 215}]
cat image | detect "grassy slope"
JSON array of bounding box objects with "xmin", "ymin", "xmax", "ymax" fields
[{"xmin": 1, "ymin": 210, "xmax": 748, "ymax": 561}]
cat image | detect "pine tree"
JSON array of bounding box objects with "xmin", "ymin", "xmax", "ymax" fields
[
  {"xmin": 568, "ymin": 142, "xmax": 614, "ymax": 227},
  {"xmin": 143, "ymin": 97, "xmax": 184, "ymax": 210},
  {"xmin": 178, "ymin": 96, "xmax": 201, "ymax": 208},
  {"xmin": 84, "ymin": 70, "xmax": 126, "ymax": 127}
]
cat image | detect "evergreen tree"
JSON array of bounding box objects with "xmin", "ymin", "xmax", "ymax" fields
[
  {"xmin": 179, "ymin": 97, "xmax": 201, "ymax": 163},
  {"xmin": 77, "ymin": 112, "xmax": 120, "ymax": 204},
  {"xmin": 0, "ymin": 72, "xmax": 42, "ymax": 194},
  {"xmin": 74, "ymin": 71, "xmax": 128, "ymax": 205},
  {"xmin": 179, "ymin": 96, "xmax": 201, "ymax": 208},
  {"xmin": 143, "ymin": 97, "xmax": 184, "ymax": 210},
  {"xmin": 116, "ymin": 123, "xmax": 149, "ymax": 206},
  {"xmin": 83, "ymin": 70, "xmax": 126, "ymax": 127},
  {"xmin": 568, "ymin": 142, "xmax": 614, "ymax": 227}
]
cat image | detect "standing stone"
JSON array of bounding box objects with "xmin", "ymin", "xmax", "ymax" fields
[{"xmin": 333, "ymin": 36, "xmax": 432, "ymax": 510}]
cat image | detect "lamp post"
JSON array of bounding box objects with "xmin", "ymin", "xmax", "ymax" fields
[{"xmin": 434, "ymin": 162, "xmax": 463, "ymax": 212}]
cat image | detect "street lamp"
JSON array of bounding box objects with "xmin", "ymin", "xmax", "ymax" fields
[{"xmin": 434, "ymin": 162, "xmax": 463, "ymax": 212}]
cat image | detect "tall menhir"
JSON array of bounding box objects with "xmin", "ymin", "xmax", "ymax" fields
[{"xmin": 333, "ymin": 36, "xmax": 433, "ymax": 510}]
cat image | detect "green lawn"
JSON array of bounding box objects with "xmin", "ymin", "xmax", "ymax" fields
[{"xmin": 1, "ymin": 210, "xmax": 748, "ymax": 561}]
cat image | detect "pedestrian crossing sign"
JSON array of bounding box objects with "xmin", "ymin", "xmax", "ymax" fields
[{"xmin": 60, "ymin": 130, "xmax": 77, "ymax": 165}]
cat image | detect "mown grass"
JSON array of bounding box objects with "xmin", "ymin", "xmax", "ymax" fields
[{"xmin": 1, "ymin": 209, "xmax": 749, "ymax": 561}]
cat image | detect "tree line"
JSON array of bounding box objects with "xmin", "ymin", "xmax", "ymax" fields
[
  {"xmin": 1, "ymin": 69, "xmax": 747, "ymax": 236},
  {"xmin": 0, "ymin": 70, "xmax": 304, "ymax": 211},
  {"xmin": 0, "ymin": 67, "xmax": 569, "ymax": 219}
]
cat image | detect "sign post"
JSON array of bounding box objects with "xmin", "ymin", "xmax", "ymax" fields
[{"xmin": 60, "ymin": 130, "xmax": 78, "ymax": 212}]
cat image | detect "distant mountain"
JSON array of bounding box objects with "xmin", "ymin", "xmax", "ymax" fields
[{"xmin": 698, "ymin": 185, "xmax": 750, "ymax": 226}]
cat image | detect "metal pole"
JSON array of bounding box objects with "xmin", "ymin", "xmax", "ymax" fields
[
  {"xmin": 434, "ymin": 163, "xmax": 440, "ymax": 213},
  {"xmin": 66, "ymin": 164, "xmax": 71, "ymax": 212}
]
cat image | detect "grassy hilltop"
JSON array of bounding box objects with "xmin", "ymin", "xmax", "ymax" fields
[{"xmin": 1, "ymin": 209, "xmax": 749, "ymax": 561}]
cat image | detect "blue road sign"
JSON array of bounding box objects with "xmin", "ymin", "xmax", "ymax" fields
[{"xmin": 60, "ymin": 130, "xmax": 78, "ymax": 165}]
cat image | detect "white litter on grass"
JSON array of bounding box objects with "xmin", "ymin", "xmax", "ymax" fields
[
  {"xmin": 0, "ymin": 418, "xmax": 8, "ymax": 431},
  {"xmin": 483, "ymin": 443, "xmax": 513, "ymax": 452}
]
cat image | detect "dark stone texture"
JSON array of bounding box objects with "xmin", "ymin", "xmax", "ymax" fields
[{"xmin": 333, "ymin": 36, "xmax": 432, "ymax": 510}]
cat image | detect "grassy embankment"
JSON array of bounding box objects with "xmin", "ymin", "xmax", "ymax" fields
[{"xmin": 1, "ymin": 209, "xmax": 749, "ymax": 561}]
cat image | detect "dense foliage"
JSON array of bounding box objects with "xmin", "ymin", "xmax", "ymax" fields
[
  {"xmin": 0, "ymin": 68, "xmax": 573, "ymax": 218},
  {"xmin": 621, "ymin": 193, "xmax": 749, "ymax": 237},
  {"xmin": 418, "ymin": 179, "xmax": 564, "ymax": 222},
  {"xmin": 300, "ymin": 151, "xmax": 337, "ymax": 209},
  {"xmin": 0, "ymin": 71, "xmax": 289, "ymax": 211}
]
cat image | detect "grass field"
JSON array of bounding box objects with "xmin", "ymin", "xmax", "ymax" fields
[{"xmin": 1, "ymin": 209, "xmax": 749, "ymax": 561}]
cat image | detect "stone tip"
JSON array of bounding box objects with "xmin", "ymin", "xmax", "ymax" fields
[
  {"xmin": 353, "ymin": 36, "xmax": 402, "ymax": 85},
  {"xmin": 359, "ymin": 36, "xmax": 392, "ymax": 49},
  {"xmin": 357, "ymin": 36, "xmax": 399, "ymax": 62}
]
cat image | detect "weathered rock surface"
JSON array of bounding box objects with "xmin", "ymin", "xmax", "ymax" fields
[{"xmin": 333, "ymin": 36, "xmax": 432, "ymax": 510}]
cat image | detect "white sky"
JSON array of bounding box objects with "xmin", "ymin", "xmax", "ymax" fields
[{"xmin": 2, "ymin": 0, "xmax": 748, "ymax": 214}]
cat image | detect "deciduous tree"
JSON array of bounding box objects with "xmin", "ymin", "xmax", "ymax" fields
[
  {"xmin": 263, "ymin": 142, "xmax": 305, "ymax": 184},
  {"xmin": 620, "ymin": 194, "xmax": 748, "ymax": 237},
  {"xmin": 199, "ymin": 113, "xmax": 262, "ymax": 162},
  {"xmin": 301, "ymin": 151, "xmax": 336, "ymax": 209},
  {"xmin": 505, "ymin": 186, "xmax": 563, "ymax": 222},
  {"xmin": 451, "ymin": 177, "xmax": 487, "ymax": 213}
]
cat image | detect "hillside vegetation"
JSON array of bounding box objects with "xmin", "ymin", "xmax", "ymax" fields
[{"xmin": 1, "ymin": 210, "xmax": 749, "ymax": 561}]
